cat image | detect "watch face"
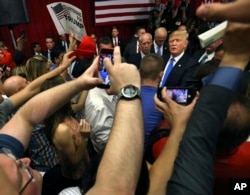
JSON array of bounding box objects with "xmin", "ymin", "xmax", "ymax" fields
[
  {"xmin": 118, "ymin": 85, "xmax": 140, "ymax": 100},
  {"xmin": 124, "ymin": 87, "xmax": 135, "ymax": 95},
  {"xmin": 123, "ymin": 86, "xmax": 137, "ymax": 98}
]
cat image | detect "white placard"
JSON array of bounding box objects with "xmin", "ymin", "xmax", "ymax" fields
[{"xmin": 47, "ymin": 2, "xmax": 86, "ymax": 41}]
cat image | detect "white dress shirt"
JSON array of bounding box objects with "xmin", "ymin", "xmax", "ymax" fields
[
  {"xmin": 198, "ymin": 52, "xmax": 215, "ymax": 64},
  {"xmin": 154, "ymin": 41, "xmax": 162, "ymax": 56},
  {"xmin": 84, "ymin": 87, "xmax": 117, "ymax": 152}
]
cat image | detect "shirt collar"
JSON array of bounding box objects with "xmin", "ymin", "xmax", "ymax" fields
[{"xmin": 171, "ymin": 51, "xmax": 185, "ymax": 63}]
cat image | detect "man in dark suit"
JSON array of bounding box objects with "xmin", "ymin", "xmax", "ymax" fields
[
  {"xmin": 123, "ymin": 40, "xmax": 139, "ymax": 62},
  {"xmin": 126, "ymin": 33, "xmax": 153, "ymax": 69},
  {"xmin": 159, "ymin": 30, "xmax": 198, "ymax": 87},
  {"xmin": 192, "ymin": 39, "xmax": 223, "ymax": 64},
  {"xmin": 110, "ymin": 26, "xmax": 125, "ymax": 55},
  {"xmin": 42, "ymin": 36, "xmax": 57, "ymax": 61},
  {"xmin": 31, "ymin": 42, "xmax": 43, "ymax": 56},
  {"xmin": 69, "ymin": 58, "xmax": 91, "ymax": 78},
  {"xmin": 124, "ymin": 26, "xmax": 146, "ymax": 60},
  {"xmin": 127, "ymin": 26, "xmax": 146, "ymax": 44},
  {"xmin": 56, "ymin": 34, "xmax": 69, "ymax": 52},
  {"xmin": 151, "ymin": 27, "xmax": 169, "ymax": 56}
]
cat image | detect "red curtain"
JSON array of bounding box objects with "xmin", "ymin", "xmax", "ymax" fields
[{"xmin": 0, "ymin": 0, "xmax": 210, "ymax": 58}]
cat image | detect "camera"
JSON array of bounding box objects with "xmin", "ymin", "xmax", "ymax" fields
[
  {"xmin": 157, "ymin": 86, "xmax": 196, "ymax": 105},
  {"xmin": 97, "ymin": 48, "xmax": 114, "ymax": 89}
]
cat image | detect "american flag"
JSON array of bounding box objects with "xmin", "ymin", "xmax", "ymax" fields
[
  {"xmin": 52, "ymin": 3, "xmax": 69, "ymax": 20},
  {"xmin": 95, "ymin": 0, "xmax": 154, "ymax": 26}
]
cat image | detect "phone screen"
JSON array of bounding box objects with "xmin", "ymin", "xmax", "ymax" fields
[
  {"xmin": 97, "ymin": 48, "xmax": 114, "ymax": 88},
  {"xmin": 167, "ymin": 88, "xmax": 189, "ymax": 104},
  {"xmin": 157, "ymin": 87, "xmax": 196, "ymax": 105}
]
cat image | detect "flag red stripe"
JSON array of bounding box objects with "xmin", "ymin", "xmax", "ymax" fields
[
  {"xmin": 95, "ymin": 0, "xmax": 153, "ymax": 26},
  {"xmin": 95, "ymin": 3, "xmax": 153, "ymax": 10},
  {"xmin": 95, "ymin": 11, "xmax": 150, "ymax": 19},
  {"xmin": 96, "ymin": 18, "xmax": 148, "ymax": 26}
]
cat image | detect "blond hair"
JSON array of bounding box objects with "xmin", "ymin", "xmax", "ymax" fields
[{"xmin": 169, "ymin": 30, "xmax": 189, "ymax": 41}]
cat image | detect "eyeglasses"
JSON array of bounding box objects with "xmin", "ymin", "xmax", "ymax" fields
[
  {"xmin": 1, "ymin": 147, "xmax": 34, "ymax": 194},
  {"xmin": 18, "ymin": 160, "xmax": 34, "ymax": 194}
]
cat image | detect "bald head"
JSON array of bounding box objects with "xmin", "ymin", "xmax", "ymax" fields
[
  {"xmin": 154, "ymin": 27, "xmax": 168, "ymax": 46},
  {"xmin": 154, "ymin": 27, "xmax": 168, "ymax": 38},
  {"xmin": 3, "ymin": 76, "xmax": 29, "ymax": 97},
  {"xmin": 139, "ymin": 33, "xmax": 153, "ymax": 55}
]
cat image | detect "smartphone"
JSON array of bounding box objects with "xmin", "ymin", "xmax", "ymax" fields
[
  {"xmin": 20, "ymin": 29, "xmax": 26, "ymax": 39},
  {"xmin": 97, "ymin": 48, "xmax": 114, "ymax": 88},
  {"xmin": 157, "ymin": 87, "xmax": 196, "ymax": 105}
]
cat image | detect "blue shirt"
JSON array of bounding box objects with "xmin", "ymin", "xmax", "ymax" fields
[{"xmin": 141, "ymin": 86, "xmax": 163, "ymax": 149}]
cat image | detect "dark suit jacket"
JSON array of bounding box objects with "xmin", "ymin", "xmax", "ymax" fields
[
  {"xmin": 162, "ymin": 53, "xmax": 199, "ymax": 87},
  {"xmin": 13, "ymin": 49, "xmax": 26, "ymax": 66},
  {"xmin": 128, "ymin": 36, "xmax": 138, "ymax": 44},
  {"xmin": 111, "ymin": 37, "xmax": 125, "ymax": 55},
  {"xmin": 126, "ymin": 53, "xmax": 142, "ymax": 69},
  {"xmin": 42, "ymin": 50, "xmax": 50, "ymax": 60},
  {"xmin": 123, "ymin": 41, "xmax": 138, "ymax": 61},
  {"xmin": 150, "ymin": 42, "xmax": 169, "ymax": 56},
  {"xmin": 167, "ymin": 85, "xmax": 234, "ymax": 195},
  {"xmin": 71, "ymin": 59, "xmax": 91, "ymax": 78},
  {"xmin": 42, "ymin": 45, "xmax": 61, "ymax": 60},
  {"xmin": 57, "ymin": 41, "xmax": 70, "ymax": 52},
  {"xmin": 192, "ymin": 49, "xmax": 206, "ymax": 63}
]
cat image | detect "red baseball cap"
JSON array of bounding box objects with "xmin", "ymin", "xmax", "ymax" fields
[{"xmin": 71, "ymin": 35, "xmax": 96, "ymax": 59}]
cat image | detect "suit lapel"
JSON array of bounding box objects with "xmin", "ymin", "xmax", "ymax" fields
[{"xmin": 167, "ymin": 54, "xmax": 187, "ymax": 80}]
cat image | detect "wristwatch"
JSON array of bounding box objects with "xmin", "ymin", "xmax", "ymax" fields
[{"xmin": 117, "ymin": 85, "xmax": 141, "ymax": 101}]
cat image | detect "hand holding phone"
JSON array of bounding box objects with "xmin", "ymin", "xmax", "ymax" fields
[
  {"xmin": 97, "ymin": 48, "xmax": 114, "ymax": 88},
  {"xmin": 157, "ymin": 86, "xmax": 196, "ymax": 105},
  {"xmin": 20, "ymin": 29, "xmax": 26, "ymax": 40}
]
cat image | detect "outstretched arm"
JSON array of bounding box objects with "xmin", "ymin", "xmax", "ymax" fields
[
  {"xmin": 0, "ymin": 52, "xmax": 102, "ymax": 150},
  {"xmin": 86, "ymin": 46, "xmax": 144, "ymax": 195},
  {"xmin": 148, "ymin": 88, "xmax": 198, "ymax": 195},
  {"xmin": 9, "ymin": 55, "xmax": 73, "ymax": 108}
]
